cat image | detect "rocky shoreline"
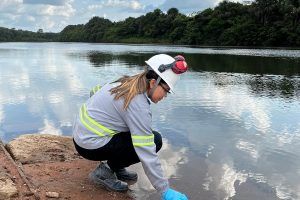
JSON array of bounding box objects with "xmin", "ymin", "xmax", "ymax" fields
[{"xmin": 0, "ymin": 134, "xmax": 132, "ymax": 200}]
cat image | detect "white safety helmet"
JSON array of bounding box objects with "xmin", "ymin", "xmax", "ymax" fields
[{"xmin": 145, "ymin": 54, "xmax": 188, "ymax": 93}]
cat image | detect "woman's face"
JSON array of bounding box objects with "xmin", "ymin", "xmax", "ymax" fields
[{"xmin": 148, "ymin": 79, "xmax": 170, "ymax": 103}]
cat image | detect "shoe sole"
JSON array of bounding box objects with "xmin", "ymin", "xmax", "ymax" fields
[{"xmin": 88, "ymin": 172, "xmax": 128, "ymax": 192}]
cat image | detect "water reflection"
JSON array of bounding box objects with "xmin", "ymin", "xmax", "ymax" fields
[
  {"xmin": 185, "ymin": 54, "xmax": 300, "ymax": 75},
  {"xmin": 128, "ymin": 140, "xmax": 189, "ymax": 199},
  {"xmin": 247, "ymin": 76, "xmax": 300, "ymax": 100},
  {"xmin": 86, "ymin": 52, "xmax": 300, "ymax": 101},
  {"xmin": 70, "ymin": 52, "xmax": 155, "ymax": 69},
  {"xmin": 82, "ymin": 51, "xmax": 300, "ymax": 199},
  {"xmin": 0, "ymin": 48, "xmax": 89, "ymax": 142},
  {"xmin": 0, "ymin": 43, "xmax": 300, "ymax": 200}
]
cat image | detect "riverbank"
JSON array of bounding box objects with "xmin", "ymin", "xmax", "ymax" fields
[
  {"xmin": 1, "ymin": 41, "xmax": 300, "ymax": 50},
  {"xmin": 0, "ymin": 134, "xmax": 132, "ymax": 200}
]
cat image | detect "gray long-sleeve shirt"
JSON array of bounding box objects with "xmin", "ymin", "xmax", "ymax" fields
[{"xmin": 73, "ymin": 83, "xmax": 169, "ymax": 194}]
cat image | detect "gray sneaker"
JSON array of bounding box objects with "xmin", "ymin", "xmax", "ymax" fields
[{"xmin": 89, "ymin": 163, "xmax": 128, "ymax": 192}]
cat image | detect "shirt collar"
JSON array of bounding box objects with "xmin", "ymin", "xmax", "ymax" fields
[{"xmin": 144, "ymin": 92, "xmax": 151, "ymax": 105}]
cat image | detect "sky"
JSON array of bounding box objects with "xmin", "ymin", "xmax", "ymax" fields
[{"xmin": 0, "ymin": 0, "xmax": 244, "ymax": 33}]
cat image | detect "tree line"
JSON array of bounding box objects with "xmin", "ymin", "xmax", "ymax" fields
[
  {"xmin": 0, "ymin": 27, "xmax": 57, "ymax": 42},
  {"xmin": 1, "ymin": 0, "xmax": 300, "ymax": 47}
]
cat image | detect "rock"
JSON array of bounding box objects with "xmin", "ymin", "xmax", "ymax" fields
[
  {"xmin": 46, "ymin": 191, "xmax": 60, "ymax": 198},
  {"xmin": 0, "ymin": 167, "xmax": 18, "ymax": 200},
  {"xmin": 5, "ymin": 134, "xmax": 81, "ymax": 164}
]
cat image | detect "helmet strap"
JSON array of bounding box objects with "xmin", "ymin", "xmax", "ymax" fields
[{"xmin": 148, "ymin": 77, "xmax": 161, "ymax": 99}]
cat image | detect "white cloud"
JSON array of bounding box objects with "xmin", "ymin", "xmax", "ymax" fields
[
  {"xmin": 0, "ymin": 0, "xmax": 23, "ymax": 16},
  {"xmin": 3, "ymin": 13, "xmax": 20, "ymax": 21},
  {"xmin": 219, "ymin": 164, "xmax": 247, "ymax": 200},
  {"xmin": 0, "ymin": 43, "xmax": 86, "ymax": 135},
  {"xmin": 131, "ymin": 1, "xmax": 143, "ymax": 10},
  {"xmin": 179, "ymin": 74, "xmax": 271, "ymax": 134},
  {"xmin": 160, "ymin": 0, "xmax": 216, "ymax": 13},
  {"xmin": 102, "ymin": 0, "xmax": 143, "ymax": 10},
  {"xmin": 48, "ymin": 92, "xmax": 64, "ymax": 104},
  {"xmin": 86, "ymin": 0, "xmax": 144, "ymax": 15},
  {"xmin": 26, "ymin": 15, "xmax": 36, "ymax": 22},
  {"xmin": 0, "ymin": 105, "xmax": 4, "ymax": 124},
  {"xmin": 36, "ymin": 3, "xmax": 75, "ymax": 17},
  {"xmin": 88, "ymin": 4, "xmax": 103, "ymax": 11},
  {"xmin": 32, "ymin": 16, "xmax": 55, "ymax": 30},
  {"xmin": 39, "ymin": 119, "xmax": 63, "ymax": 135},
  {"xmin": 203, "ymin": 157, "xmax": 299, "ymax": 200},
  {"xmin": 0, "ymin": 0, "xmax": 241, "ymax": 32},
  {"xmin": 275, "ymin": 183, "xmax": 295, "ymax": 200},
  {"xmin": 236, "ymin": 140, "xmax": 259, "ymax": 160},
  {"xmin": 0, "ymin": 0, "xmax": 75, "ymax": 31},
  {"xmin": 23, "ymin": 0, "xmax": 68, "ymax": 6},
  {"xmin": 214, "ymin": 0, "xmax": 250, "ymax": 6},
  {"xmin": 0, "ymin": 0, "xmax": 22, "ymax": 7}
]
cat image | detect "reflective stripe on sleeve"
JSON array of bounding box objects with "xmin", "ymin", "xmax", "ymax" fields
[
  {"xmin": 79, "ymin": 104, "xmax": 116, "ymax": 137},
  {"xmin": 131, "ymin": 134, "xmax": 155, "ymax": 147},
  {"xmin": 93, "ymin": 85, "xmax": 101, "ymax": 94},
  {"xmin": 90, "ymin": 84, "xmax": 102, "ymax": 97}
]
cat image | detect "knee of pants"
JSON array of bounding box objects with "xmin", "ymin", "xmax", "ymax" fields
[{"xmin": 153, "ymin": 131, "xmax": 163, "ymax": 152}]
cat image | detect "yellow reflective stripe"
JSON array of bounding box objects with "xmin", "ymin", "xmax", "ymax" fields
[
  {"xmin": 133, "ymin": 142, "xmax": 155, "ymax": 147},
  {"xmin": 132, "ymin": 135, "xmax": 154, "ymax": 139},
  {"xmin": 90, "ymin": 85, "xmax": 102, "ymax": 97},
  {"xmin": 81, "ymin": 104, "xmax": 115, "ymax": 136},
  {"xmin": 79, "ymin": 106, "xmax": 105, "ymax": 137},
  {"xmin": 132, "ymin": 134, "xmax": 155, "ymax": 147},
  {"xmin": 93, "ymin": 85, "xmax": 101, "ymax": 93},
  {"xmin": 83, "ymin": 104, "xmax": 115, "ymax": 135}
]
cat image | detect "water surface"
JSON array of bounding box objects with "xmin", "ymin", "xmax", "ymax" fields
[{"xmin": 0, "ymin": 42, "xmax": 299, "ymax": 200}]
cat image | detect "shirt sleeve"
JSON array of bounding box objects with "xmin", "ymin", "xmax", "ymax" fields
[{"xmin": 124, "ymin": 104, "xmax": 169, "ymax": 194}]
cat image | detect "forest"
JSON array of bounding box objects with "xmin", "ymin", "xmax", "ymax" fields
[
  {"xmin": 0, "ymin": 27, "xmax": 57, "ymax": 42},
  {"xmin": 1, "ymin": 0, "xmax": 299, "ymax": 47}
]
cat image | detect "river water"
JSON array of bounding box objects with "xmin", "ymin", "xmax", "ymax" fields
[{"xmin": 0, "ymin": 42, "xmax": 299, "ymax": 200}]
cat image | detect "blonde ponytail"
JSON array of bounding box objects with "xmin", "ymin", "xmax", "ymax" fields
[{"xmin": 110, "ymin": 70, "xmax": 148, "ymax": 110}]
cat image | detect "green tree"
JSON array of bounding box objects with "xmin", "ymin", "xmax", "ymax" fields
[
  {"xmin": 84, "ymin": 16, "xmax": 113, "ymax": 42},
  {"xmin": 2, "ymin": 1, "xmax": 300, "ymax": 47},
  {"xmin": 59, "ymin": 25, "xmax": 85, "ymax": 42},
  {"xmin": 169, "ymin": 14, "xmax": 189, "ymax": 43}
]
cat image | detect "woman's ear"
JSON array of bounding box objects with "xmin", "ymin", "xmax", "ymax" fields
[{"xmin": 149, "ymin": 79, "xmax": 156, "ymax": 89}]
